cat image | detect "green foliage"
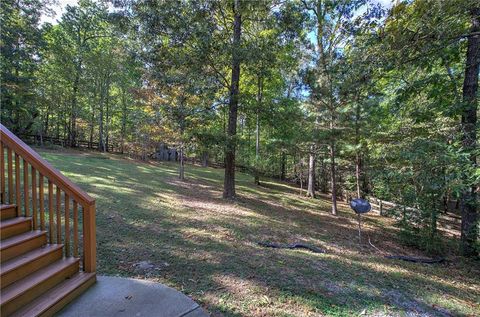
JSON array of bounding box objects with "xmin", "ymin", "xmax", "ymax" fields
[{"xmin": 1, "ymin": 0, "xmax": 478, "ymax": 253}]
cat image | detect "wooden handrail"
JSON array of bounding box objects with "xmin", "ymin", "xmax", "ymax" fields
[
  {"xmin": 1, "ymin": 124, "xmax": 96, "ymax": 272},
  {"xmin": 0, "ymin": 124, "xmax": 94, "ymax": 207}
]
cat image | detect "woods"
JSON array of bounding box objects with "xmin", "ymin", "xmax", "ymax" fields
[{"xmin": 1, "ymin": 0, "xmax": 478, "ymax": 256}]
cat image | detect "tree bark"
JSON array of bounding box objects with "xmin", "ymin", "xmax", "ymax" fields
[
  {"xmin": 223, "ymin": 0, "xmax": 242, "ymax": 199},
  {"xmin": 89, "ymin": 105, "xmax": 95, "ymax": 149},
  {"xmin": 355, "ymin": 102, "xmax": 362, "ymax": 199},
  {"xmin": 104, "ymin": 76, "xmax": 111, "ymax": 152},
  {"xmin": 43, "ymin": 105, "xmax": 50, "ymax": 137},
  {"xmin": 121, "ymin": 88, "xmax": 127, "ymax": 154},
  {"xmin": 355, "ymin": 153, "xmax": 362, "ymax": 199},
  {"xmin": 179, "ymin": 141, "xmax": 185, "ymax": 180},
  {"xmin": 330, "ymin": 140, "xmax": 338, "ymax": 215},
  {"xmin": 307, "ymin": 145, "xmax": 316, "ymax": 198},
  {"xmin": 254, "ymin": 111, "xmax": 260, "ymax": 185},
  {"xmin": 280, "ymin": 152, "xmax": 286, "ymax": 181},
  {"xmin": 460, "ymin": 7, "xmax": 479, "ymax": 256},
  {"xmin": 70, "ymin": 59, "xmax": 82, "ymax": 147},
  {"xmin": 202, "ymin": 151, "xmax": 208, "ymax": 167},
  {"xmin": 98, "ymin": 84, "xmax": 105, "ymax": 152},
  {"xmin": 254, "ymin": 76, "xmax": 263, "ymax": 185}
]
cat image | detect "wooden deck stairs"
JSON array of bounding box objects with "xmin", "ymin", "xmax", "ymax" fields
[{"xmin": 0, "ymin": 124, "xmax": 96, "ymax": 316}]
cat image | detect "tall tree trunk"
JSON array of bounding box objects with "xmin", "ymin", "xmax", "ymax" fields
[
  {"xmin": 178, "ymin": 99, "xmax": 186, "ymax": 180},
  {"xmin": 254, "ymin": 113, "xmax": 260, "ymax": 185},
  {"xmin": 89, "ymin": 86, "xmax": 96, "ymax": 149},
  {"xmin": 179, "ymin": 141, "xmax": 185, "ymax": 180},
  {"xmin": 98, "ymin": 86, "xmax": 105, "ymax": 152},
  {"xmin": 281, "ymin": 151, "xmax": 286, "ymax": 181},
  {"xmin": 355, "ymin": 102, "xmax": 362, "ymax": 198},
  {"xmin": 331, "ymin": 140, "xmax": 338, "ymax": 215},
  {"xmin": 223, "ymin": 0, "xmax": 242, "ymax": 199},
  {"xmin": 105, "ymin": 77, "xmax": 111, "ymax": 152},
  {"xmin": 355, "ymin": 153, "xmax": 362, "ymax": 199},
  {"xmin": 254, "ymin": 76, "xmax": 263, "ymax": 185},
  {"xmin": 55, "ymin": 110, "xmax": 60, "ymax": 139},
  {"xmin": 89, "ymin": 106, "xmax": 95, "ymax": 149},
  {"xmin": 62, "ymin": 104, "xmax": 67, "ymax": 144},
  {"xmin": 43, "ymin": 110, "xmax": 50, "ymax": 137},
  {"xmin": 202, "ymin": 151, "xmax": 208, "ymax": 167},
  {"xmin": 460, "ymin": 8, "xmax": 479, "ymax": 256},
  {"xmin": 307, "ymin": 145, "xmax": 316, "ymax": 198},
  {"xmin": 121, "ymin": 88, "xmax": 127, "ymax": 154},
  {"xmin": 70, "ymin": 60, "xmax": 82, "ymax": 147}
]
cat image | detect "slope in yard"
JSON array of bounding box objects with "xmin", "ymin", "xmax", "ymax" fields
[{"xmin": 40, "ymin": 149, "xmax": 480, "ymax": 317}]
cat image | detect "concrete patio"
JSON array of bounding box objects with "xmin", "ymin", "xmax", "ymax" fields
[{"xmin": 57, "ymin": 276, "xmax": 208, "ymax": 317}]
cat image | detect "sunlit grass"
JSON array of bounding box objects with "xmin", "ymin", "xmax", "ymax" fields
[{"xmin": 38, "ymin": 148, "xmax": 480, "ymax": 317}]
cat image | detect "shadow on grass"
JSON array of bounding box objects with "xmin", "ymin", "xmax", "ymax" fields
[{"xmin": 39, "ymin": 150, "xmax": 480, "ymax": 317}]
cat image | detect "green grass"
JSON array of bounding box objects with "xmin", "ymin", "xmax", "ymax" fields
[{"xmin": 38, "ymin": 148, "xmax": 479, "ymax": 317}]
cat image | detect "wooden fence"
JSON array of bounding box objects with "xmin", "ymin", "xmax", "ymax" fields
[{"xmin": 21, "ymin": 134, "xmax": 119, "ymax": 153}]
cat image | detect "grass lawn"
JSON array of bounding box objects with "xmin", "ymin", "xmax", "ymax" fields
[{"xmin": 38, "ymin": 148, "xmax": 479, "ymax": 317}]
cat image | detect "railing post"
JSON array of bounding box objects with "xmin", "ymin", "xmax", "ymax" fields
[{"xmin": 83, "ymin": 202, "xmax": 96, "ymax": 273}]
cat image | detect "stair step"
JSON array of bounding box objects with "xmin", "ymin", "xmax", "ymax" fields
[
  {"xmin": 1, "ymin": 244, "xmax": 64, "ymax": 289},
  {"xmin": 0, "ymin": 257, "xmax": 80, "ymax": 316},
  {"xmin": 1, "ymin": 217, "xmax": 32, "ymax": 240},
  {"xmin": 0, "ymin": 204, "xmax": 17, "ymax": 220},
  {"xmin": 10, "ymin": 272, "xmax": 96, "ymax": 317},
  {"xmin": 0, "ymin": 230, "xmax": 47, "ymax": 263}
]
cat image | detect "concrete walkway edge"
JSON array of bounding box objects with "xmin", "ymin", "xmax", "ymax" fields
[{"xmin": 56, "ymin": 275, "xmax": 208, "ymax": 317}]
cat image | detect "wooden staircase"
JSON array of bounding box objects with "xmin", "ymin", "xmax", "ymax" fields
[{"xmin": 0, "ymin": 125, "xmax": 96, "ymax": 316}]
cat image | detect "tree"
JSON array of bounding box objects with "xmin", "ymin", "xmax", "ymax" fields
[
  {"xmin": 131, "ymin": 0, "xmax": 217, "ymax": 179},
  {"xmin": 302, "ymin": 0, "xmax": 369, "ymax": 214},
  {"xmin": 0, "ymin": 0, "xmax": 48, "ymax": 134},
  {"xmin": 223, "ymin": 0, "xmax": 242, "ymax": 198},
  {"xmin": 460, "ymin": 6, "xmax": 479, "ymax": 256},
  {"xmin": 58, "ymin": 0, "xmax": 111, "ymax": 147},
  {"xmin": 364, "ymin": 0, "xmax": 478, "ymax": 253}
]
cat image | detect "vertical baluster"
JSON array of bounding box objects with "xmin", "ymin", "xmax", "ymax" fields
[
  {"xmin": 82, "ymin": 205, "xmax": 86, "ymax": 269},
  {"xmin": 73, "ymin": 201, "xmax": 78, "ymax": 257},
  {"xmin": 48, "ymin": 180, "xmax": 54, "ymax": 243},
  {"xmin": 31, "ymin": 166, "xmax": 37, "ymax": 229},
  {"xmin": 15, "ymin": 153, "xmax": 21, "ymax": 213},
  {"xmin": 56, "ymin": 186, "xmax": 61, "ymax": 244},
  {"xmin": 83, "ymin": 203, "xmax": 96, "ymax": 272},
  {"xmin": 1, "ymin": 142, "xmax": 5, "ymax": 204},
  {"xmin": 7, "ymin": 147, "xmax": 13, "ymax": 204},
  {"xmin": 65, "ymin": 194, "xmax": 70, "ymax": 257},
  {"xmin": 23, "ymin": 159, "xmax": 29, "ymax": 217},
  {"xmin": 39, "ymin": 174, "xmax": 45, "ymax": 230}
]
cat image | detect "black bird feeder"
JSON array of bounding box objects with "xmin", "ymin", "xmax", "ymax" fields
[{"xmin": 350, "ymin": 198, "xmax": 371, "ymax": 243}]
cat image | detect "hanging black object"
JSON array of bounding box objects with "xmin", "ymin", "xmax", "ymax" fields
[
  {"xmin": 350, "ymin": 198, "xmax": 371, "ymax": 214},
  {"xmin": 350, "ymin": 198, "xmax": 371, "ymax": 243}
]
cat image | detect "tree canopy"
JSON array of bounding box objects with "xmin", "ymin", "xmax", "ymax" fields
[{"xmin": 1, "ymin": 0, "xmax": 478, "ymax": 256}]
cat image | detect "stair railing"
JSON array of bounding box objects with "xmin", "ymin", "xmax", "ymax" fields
[{"xmin": 0, "ymin": 124, "xmax": 96, "ymax": 272}]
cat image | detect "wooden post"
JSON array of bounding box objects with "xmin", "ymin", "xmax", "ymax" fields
[
  {"xmin": 56, "ymin": 186, "xmax": 61, "ymax": 244},
  {"xmin": 7, "ymin": 147, "xmax": 13, "ymax": 204},
  {"xmin": 65, "ymin": 194, "xmax": 70, "ymax": 257},
  {"xmin": 39, "ymin": 174, "xmax": 45, "ymax": 231},
  {"xmin": 379, "ymin": 200, "xmax": 383, "ymax": 216},
  {"xmin": 48, "ymin": 180, "xmax": 54, "ymax": 243},
  {"xmin": 73, "ymin": 201, "xmax": 78, "ymax": 257},
  {"xmin": 15, "ymin": 153, "xmax": 21, "ymax": 213},
  {"xmin": 83, "ymin": 203, "xmax": 96, "ymax": 272},
  {"xmin": 23, "ymin": 159, "xmax": 29, "ymax": 216},
  {"xmin": 32, "ymin": 166, "xmax": 37, "ymax": 229}
]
